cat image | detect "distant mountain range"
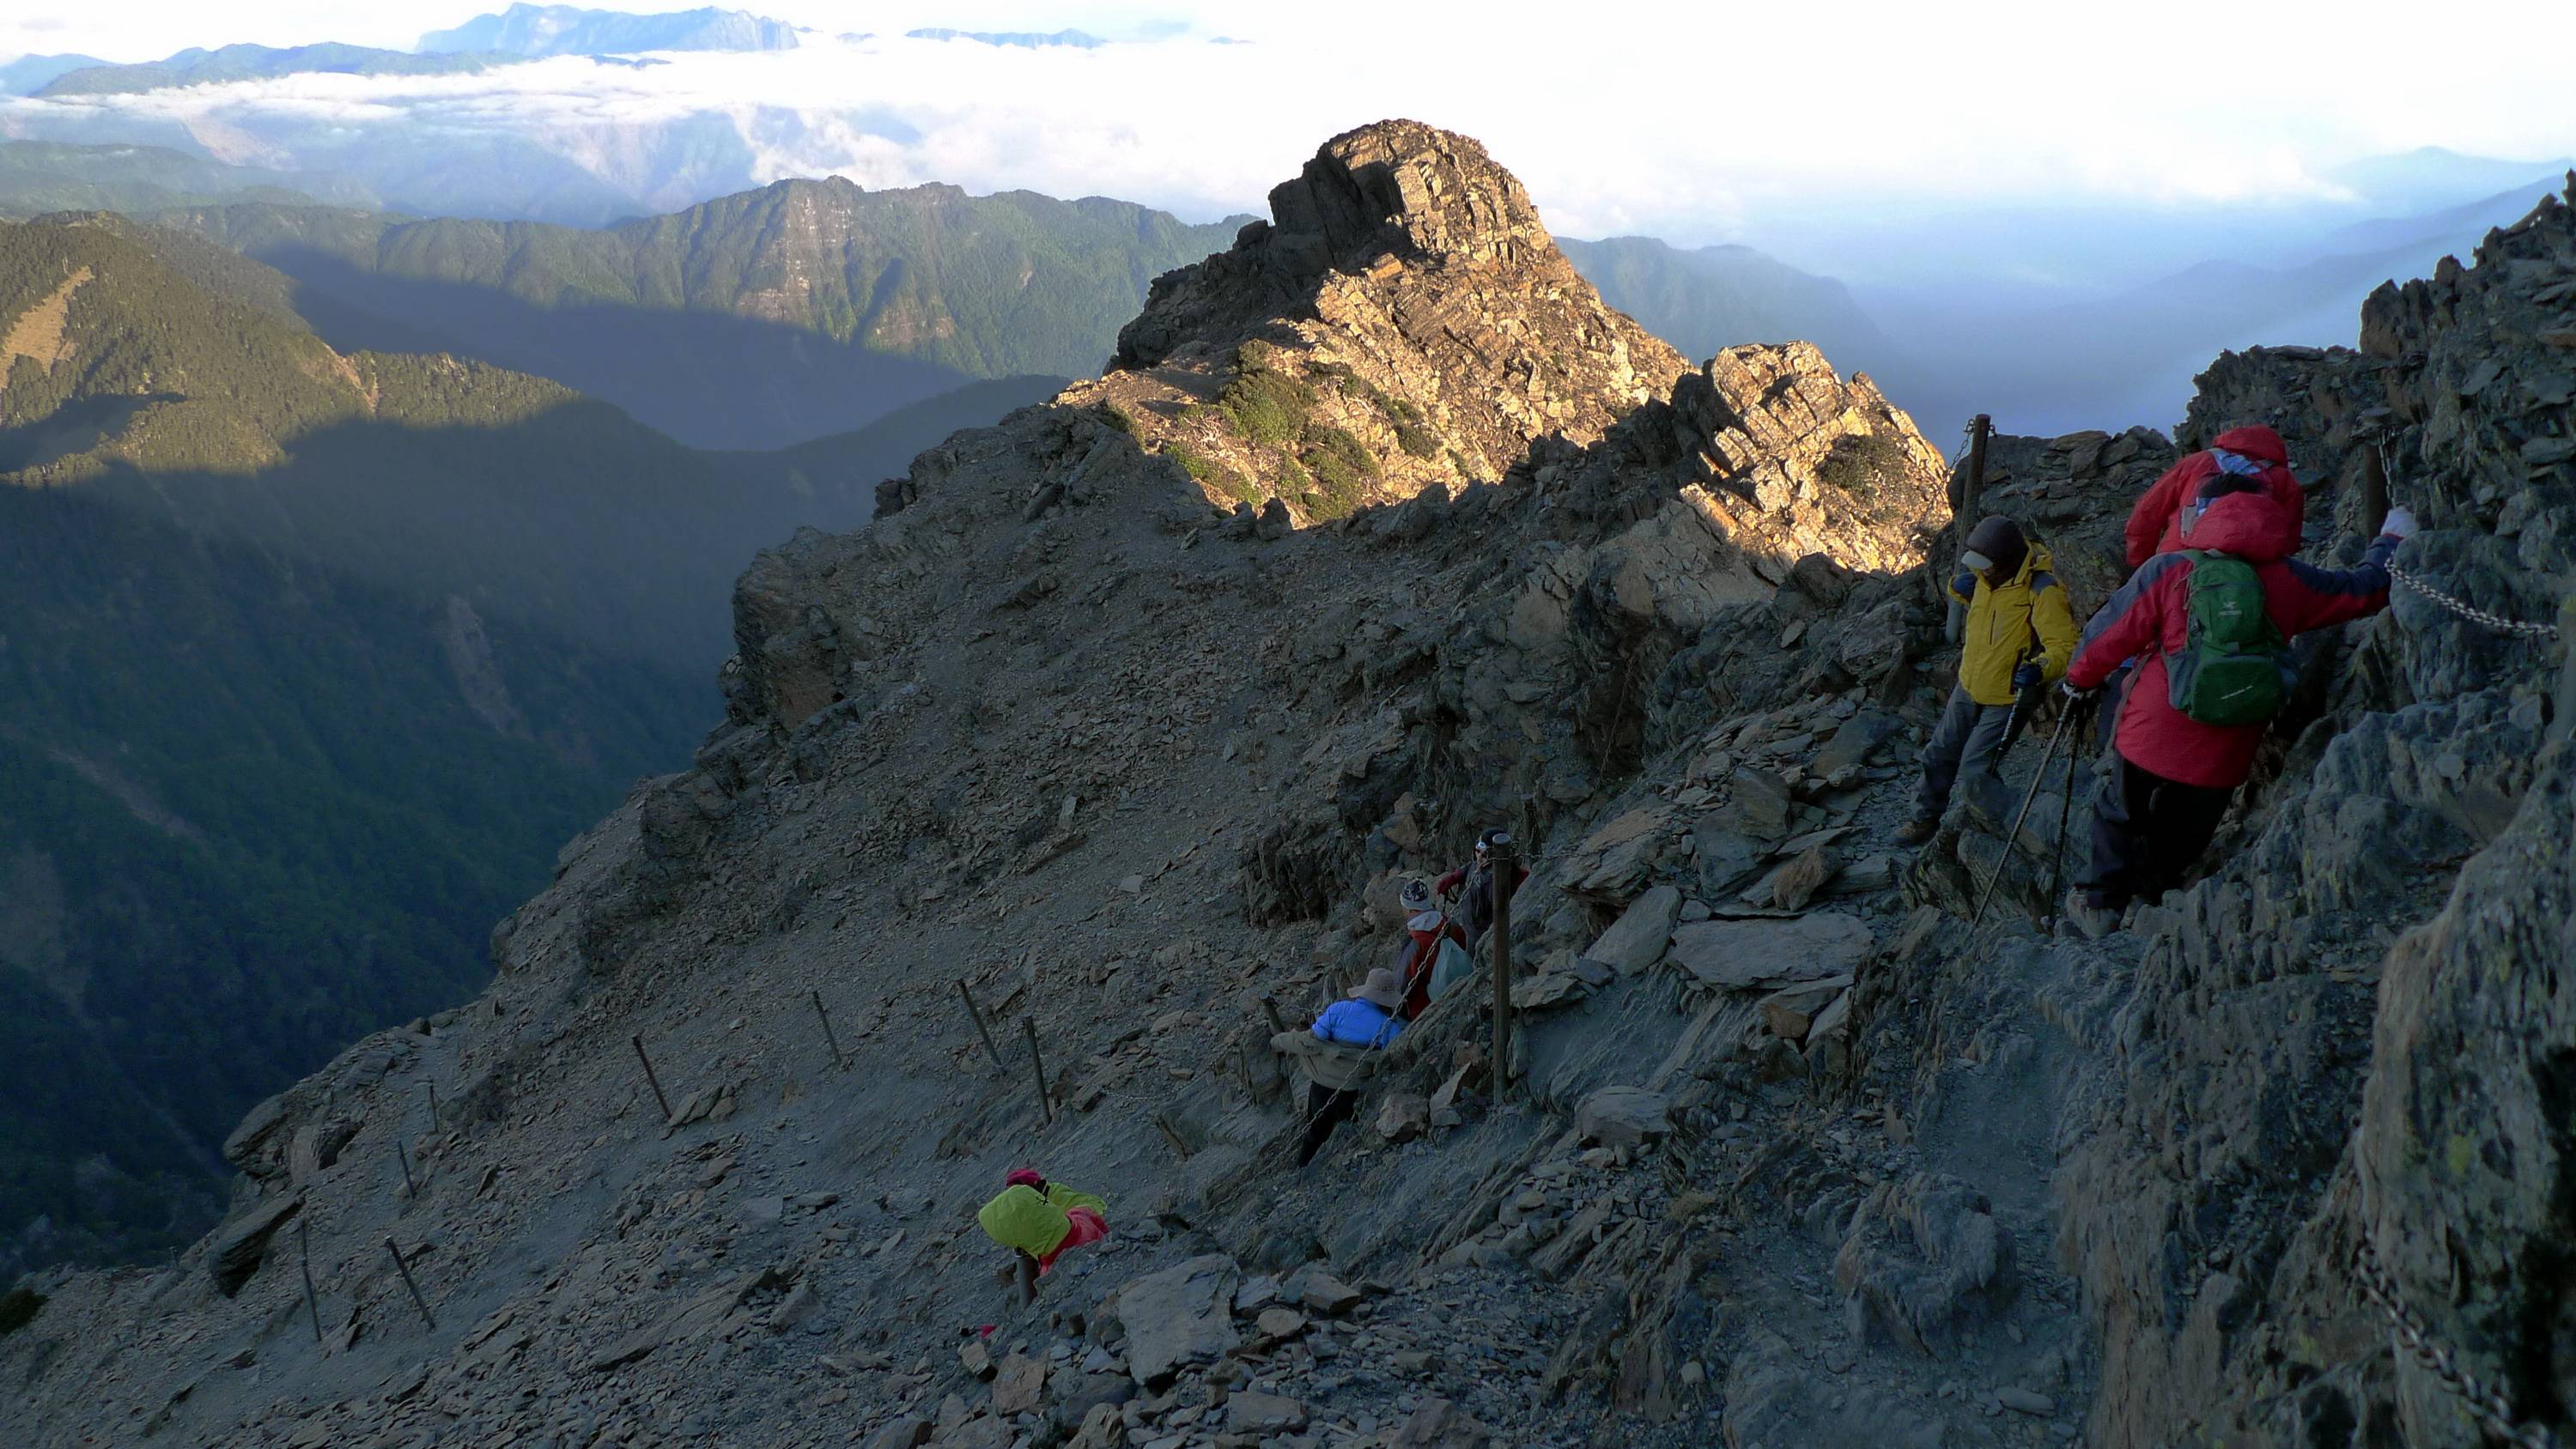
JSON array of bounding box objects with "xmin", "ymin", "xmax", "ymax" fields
[
  {"xmin": 31, "ymin": 43, "xmax": 522, "ymax": 98},
  {"xmin": 2318, "ymin": 145, "xmax": 2570, "ymax": 217},
  {"xmin": 0, "ymin": 141, "xmax": 1893, "ymax": 450},
  {"xmin": 1848, "ymin": 170, "xmax": 2573, "ymax": 435},
  {"xmin": 1558, "ymin": 235, "xmax": 1886, "ymax": 378},
  {"xmin": 904, "ymin": 28, "xmax": 1108, "ymax": 48},
  {"xmin": 154, "ymin": 179, "xmax": 1246, "ymax": 448},
  {"xmin": 0, "ymin": 53, "xmax": 108, "ymax": 95},
  {"xmin": 420, "ymin": 3, "xmax": 799, "ymax": 58},
  {"xmin": 0, "ymin": 141, "xmax": 374, "ymax": 219}
]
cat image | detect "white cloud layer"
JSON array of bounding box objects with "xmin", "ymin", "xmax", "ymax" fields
[{"xmin": 6, "ymin": 0, "xmax": 2575, "ymax": 249}]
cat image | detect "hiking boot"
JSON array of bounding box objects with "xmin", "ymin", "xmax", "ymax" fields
[
  {"xmin": 1893, "ymin": 817, "xmax": 1938, "ymax": 846},
  {"xmin": 2063, "ymin": 890, "xmax": 2119, "ymax": 940}
]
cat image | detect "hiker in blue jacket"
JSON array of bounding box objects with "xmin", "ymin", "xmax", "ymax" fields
[{"xmin": 1297, "ymin": 968, "xmax": 1404, "ymax": 1165}]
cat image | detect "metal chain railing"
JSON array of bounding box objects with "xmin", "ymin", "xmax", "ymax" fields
[
  {"xmin": 2386, "ymin": 562, "xmax": 2564, "ymax": 640},
  {"xmin": 2370, "ymin": 435, "xmax": 2565, "ymax": 640},
  {"xmin": 2350, "ymin": 1234, "xmax": 2561, "ymax": 1447}
]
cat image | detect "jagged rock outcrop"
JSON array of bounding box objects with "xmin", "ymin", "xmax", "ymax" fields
[
  {"xmin": 1073, "ymin": 119, "xmax": 1692, "ymax": 520},
  {"xmin": 2050, "ymin": 178, "xmax": 2575, "ymax": 1449}
]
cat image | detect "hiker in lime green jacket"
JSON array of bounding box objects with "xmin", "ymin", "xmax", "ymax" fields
[{"xmin": 977, "ymin": 1168, "xmax": 1109, "ymax": 1300}]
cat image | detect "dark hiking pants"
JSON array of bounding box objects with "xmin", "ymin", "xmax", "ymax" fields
[
  {"xmin": 2079, "ymin": 755, "xmax": 2232, "ymax": 912},
  {"xmin": 1912, "ymin": 683, "xmax": 2014, "ymax": 822},
  {"xmin": 1456, "ymin": 864, "xmax": 1518, "ymax": 946},
  {"xmin": 1297, "ymin": 1082, "xmax": 1358, "ymax": 1167}
]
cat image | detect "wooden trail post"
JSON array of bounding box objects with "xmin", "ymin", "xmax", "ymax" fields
[
  {"xmin": 1022, "ymin": 1017, "xmax": 1054, "ymax": 1125},
  {"xmin": 396, "ymin": 1139, "xmax": 417, "ymax": 1199},
  {"xmin": 957, "ymin": 980, "xmax": 1007, "ymax": 1070},
  {"xmin": 296, "ymin": 1218, "xmax": 323, "ymax": 1344},
  {"xmin": 1959, "ymin": 414, "xmax": 1992, "ymax": 532},
  {"xmin": 385, "ymin": 1238, "xmax": 436, "ymax": 1331},
  {"xmin": 630, "ymin": 1034, "xmax": 671, "ymax": 1121},
  {"xmin": 811, "ymin": 990, "xmax": 843, "ymax": 1070},
  {"xmin": 1491, "ymin": 845, "xmax": 1515, "ymax": 1092}
]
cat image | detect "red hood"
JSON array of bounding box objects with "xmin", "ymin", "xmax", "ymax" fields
[
  {"xmin": 2211, "ymin": 425, "xmax": 2287, "ymax": 466},
  {"xmin": 2176, "ymin": 488, "xmax": 2291, "ymax": 561}
]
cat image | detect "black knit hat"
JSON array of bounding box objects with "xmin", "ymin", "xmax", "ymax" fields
[{"xmin": 1962, "ymin": 516, "xmax": 2028, "ymax": 578}]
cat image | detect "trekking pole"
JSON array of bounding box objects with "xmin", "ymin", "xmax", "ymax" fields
[
  {"xmin": 1971, "ymin": 704, "xmax": 2078, "ymax": 929},
  {"xmin": 1990, "ymin": 664, "xmax": 2047, "ymax": 766},
  {"xmin": 2040, "ymin": 700, "xmax": 2091, "ymax": 927}
]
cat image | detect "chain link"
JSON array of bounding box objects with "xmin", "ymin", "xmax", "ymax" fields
[
  {"xmin": 2369, "ymin": 436, "xmax": 2565, "ymax": 640},
  {"xmin": 2350, "ymin": 1235, "xmax": 2561, "ymax": 1448},
  {"xmin": 2387, "ymin": 562, "xmax": 2565, "ymax": 640}
]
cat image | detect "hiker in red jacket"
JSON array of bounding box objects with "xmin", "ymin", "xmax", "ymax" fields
[
  {"xmin": 1393, "ymin": 878, "xmax": 1467, "ymax": 1020},
  {"xmin": 2060, "ymin": 475, "xmax": 2415, "ymax": 937},
  {"xmin": 2123, "ymin": 425, "xmax": 2305, "ymax": 571}
]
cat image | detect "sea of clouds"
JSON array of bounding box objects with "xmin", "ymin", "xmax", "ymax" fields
[{"xmin": 3, "ymin": 1, "xmax": 2573, "ymax": 260}]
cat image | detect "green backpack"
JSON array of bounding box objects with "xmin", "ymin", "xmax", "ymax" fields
[{"xmin": 2166, "ymin": 551, "xmax": 2289, "ymax": 725}]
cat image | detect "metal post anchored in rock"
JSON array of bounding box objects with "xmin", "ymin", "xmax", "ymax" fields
[
  {"xmin": 396, "ymin": 1139, "xmax": 417, "ymax": 1199},
  {"xmin": 1491, "ymin": 842, "xmax": 1516, "ymax": 1092},
  {"xmin": 384, "ymin": 1237, "xmax": 435, "ymax": 1331},
  {"xmin": 957, "ymin": 979, "xmax": 1006, "ymax": 1070},
  {"xmin": 811, "ymin": 989, "xmax": 843, "ymax": 1070},
  {"xmin": 424, "ymin": 1080, "xmax": 440, "ymax": 1131},
  {"xmin": 1023, "ymin": 1017, "xmax": 1055, "ymax": 1125},
  {"xmin": 630, "ymin": 1034, "xmax": 672, "ymax": 1122},
  {"xmin": 1956, "ymin": 414, "xmax": 1992, "ymax": 541},
  {"xmin": 296, "ymin": 1217, "xmax": 323, "ymax": 1344}
]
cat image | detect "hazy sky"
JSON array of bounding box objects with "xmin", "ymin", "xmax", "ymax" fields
[{"xmin": 6, "ymin": 0, "xmax": 2575, "ymax": 244}]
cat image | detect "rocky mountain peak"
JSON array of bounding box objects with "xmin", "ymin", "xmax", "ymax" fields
[
  {"xmin": 1083, "ymin": 119, "xmax": 1692, "ymax": 523},
  {"xmin": 1273, "ymin": 118, "xmax": 1555, "ymax": 275},
  {"xmin": 1114, "ymin": 118, "xmax": 1565, "ymax": 368}
]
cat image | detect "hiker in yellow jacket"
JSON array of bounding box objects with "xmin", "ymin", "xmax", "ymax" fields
[
  {"xmin": 1896, "ymin": 516, "xmax": 2077, "ymax": 845},
  {"xmin": 977, "ymin": 1168, "xmax": 1109, "ymax": 1301}
]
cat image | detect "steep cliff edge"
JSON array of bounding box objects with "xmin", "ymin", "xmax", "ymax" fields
[{"xmin": 3, "ymin": 136, "xmax": 2567, "ymax": 1449}]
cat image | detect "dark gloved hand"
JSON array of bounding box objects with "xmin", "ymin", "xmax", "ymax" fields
[
  {"xmin": 2012, "ymin": 662, "xmax": 2044, "ymax": 692},
  {"xmin": 2060, "ymin": 679, "xmax": 2099, "ymax": 701}
]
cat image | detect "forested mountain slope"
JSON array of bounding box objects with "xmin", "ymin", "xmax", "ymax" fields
[
  {"xmin": 0, "ymin": 214, "xmax": 1019, "ymax": 1271},
  {"xmin": 1, "ymin": 215, "xmax": 887, "ymax": 661},
  {"xmin": 158, "ymin": 182, "xmax": 1248, "ymax": 447},
  {"xmin": 0, "ymin": 490, "xmax": 704, "ymax": 1275}
]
